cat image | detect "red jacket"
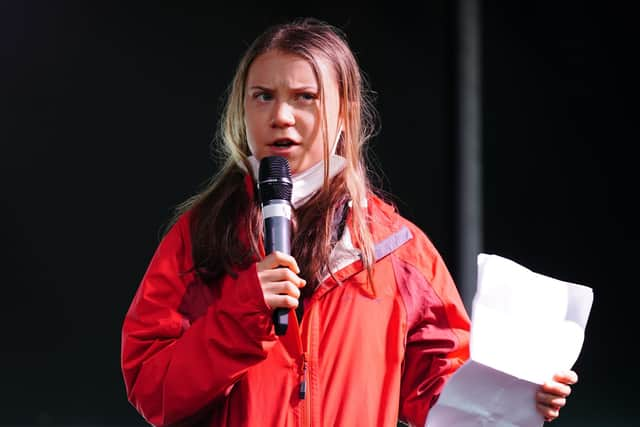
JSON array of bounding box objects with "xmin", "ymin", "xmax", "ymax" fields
[{"xmin": 121, "ymin": 180, "xmax": 470, "ymax": 427}]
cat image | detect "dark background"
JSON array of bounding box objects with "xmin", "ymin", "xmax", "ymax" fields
[{"xmin": 1, "ymin": 2, "xmax": 636, "ymax": 426}]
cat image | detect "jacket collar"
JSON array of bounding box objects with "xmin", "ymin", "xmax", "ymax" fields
[
  {"xmin": 244, "ymin": 173, "xmax": 413, "ymax": 298},
  {"xmin": 314, "ymin": 195, "xmax": 413, "ymax": 300}
]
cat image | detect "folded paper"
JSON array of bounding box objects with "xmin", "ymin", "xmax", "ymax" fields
[{"xmin": 425, "ymin": 253, "xmax": 594, "ymax": 427}]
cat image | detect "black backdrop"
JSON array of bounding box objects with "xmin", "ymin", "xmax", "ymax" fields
[{"xmin": 1, "ymin": 2, "xmax": 637, "ymax": 426}]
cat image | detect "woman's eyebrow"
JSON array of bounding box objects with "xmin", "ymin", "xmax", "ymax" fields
[
  {"xmin": 290, "ymin": 85, "xmax": 318, "ymax": 91},
  {"xmin": 248, "ymin": 85, "xmax": 318, "ymax": 91}
]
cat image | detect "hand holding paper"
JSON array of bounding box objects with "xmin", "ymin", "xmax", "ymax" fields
[{"xmin": 425, "ymin": 254, "xmax": 594, "ymax": 427}]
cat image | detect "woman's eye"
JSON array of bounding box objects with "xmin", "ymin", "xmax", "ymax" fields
[
  {"xmin": 298, "ymin": 92, "xmax": 317, "ymax": 101},
  {"xmin": 254, "ymin": 92, "xmax": 273, "ymax": 101}
]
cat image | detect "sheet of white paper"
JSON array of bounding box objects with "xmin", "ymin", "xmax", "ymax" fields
[{"xmin": 425, "ymin": 253, "xmax": 593, "ymax": 427}]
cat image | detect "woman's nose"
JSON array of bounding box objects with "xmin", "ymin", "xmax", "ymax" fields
[{"xmin": 271, "ymin": 102, "xmax": 295, "ymax": 128}]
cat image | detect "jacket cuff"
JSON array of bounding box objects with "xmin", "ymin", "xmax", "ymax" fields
[{"xmin": 228, "ymin": 263, "xmax": 276, "ymax": 340}]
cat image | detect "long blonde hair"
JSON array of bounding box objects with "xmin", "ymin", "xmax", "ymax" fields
[{"xmin": 171, "ymin": 17, "xmax": 380, "ymax": 287}]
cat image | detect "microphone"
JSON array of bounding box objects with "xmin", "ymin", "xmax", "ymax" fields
[{"xmin": 258, "ymin": 155, "xmax": 293, "ymax": 336}]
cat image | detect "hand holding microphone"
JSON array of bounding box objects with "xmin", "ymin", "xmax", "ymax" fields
[
  {"xmin": 256, "ymin": 252, "xmax": 305, "ymax": 313},
  {"xmin": 257, "ymin": 156, "xmax": 305, "ymax": 335}
]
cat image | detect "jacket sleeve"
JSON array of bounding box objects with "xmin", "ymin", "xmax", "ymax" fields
[
  {"xmin": 120, "ymin": 213, "xmax": 277, "ymax": 426},
  {"xmin": 395, "ymin": 229, "xmax": 471, "ymax": 427}
]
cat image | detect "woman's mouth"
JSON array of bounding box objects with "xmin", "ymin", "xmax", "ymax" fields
[{"xmin": 270, "ymin": 139, "xmax": 297, "ymax": 148}]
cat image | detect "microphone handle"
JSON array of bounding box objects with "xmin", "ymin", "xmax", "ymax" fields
[
  {"xmin": 272, "ymin": 307, "xmax": 289, "ymax": 336},
  {"xmin": 264, "ymin": 214, "xmax": 292, "ymax": 336}
]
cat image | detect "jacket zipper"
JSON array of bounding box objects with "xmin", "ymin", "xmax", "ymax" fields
[
  {"xmin": 299, "ymin": 353, "xmax": 307, "ymax": 400},
  {"xmin": 300, "ymin": 298, "xmax": 315, "ymax": 426},
  {"xmin": 301, "ymin": 352, "xmax": 311, "ymax": 427}
]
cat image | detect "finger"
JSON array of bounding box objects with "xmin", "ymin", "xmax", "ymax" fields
[
  {"xmin": 257, "ymin": 251, "xmax": 300, "ymax": 273},
  {"xmin": 264, "ymin": 281, "xmax": 301, "ymax": 300},
  {"xmin": 536, "ymin": 403, "xmax": 560, "ymax": 422},
  {"xmin": 541, "ymin": 380, "xmax": 572, "ymax": 398},
  {"xmin": 265, "ymin": 294, "xmax": 299, "ymax": 310},
  {"xmin": 259, "ymin": 268, "xmax": 306, "ymax": 288},
  {"xmin": 536, "ymin": 391, "xmax": 567, "ymax": 409},
  {"xmin": 553, "ymin": 370, "xmax": 578, "ymax": 385}
]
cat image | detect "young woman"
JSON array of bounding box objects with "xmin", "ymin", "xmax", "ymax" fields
[{"xmin": 121, "ymin": 18, "xmax": 577, "ymax": 426}]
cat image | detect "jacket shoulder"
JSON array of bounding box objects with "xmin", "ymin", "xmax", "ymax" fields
[{"xmin": 367, "ymin": 194, "xmax": 443, "ymax": 265}]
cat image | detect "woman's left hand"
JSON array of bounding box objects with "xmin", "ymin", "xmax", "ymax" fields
[{"xmin": 536, "ymin": 370, "xmax": 578, "ymax": 422}]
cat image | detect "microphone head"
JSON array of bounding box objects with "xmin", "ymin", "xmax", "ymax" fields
[{"xmin": 258, "ymin": 156, "xmax": 293, "ymax": 203}]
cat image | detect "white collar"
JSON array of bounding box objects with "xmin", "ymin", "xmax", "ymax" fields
[{"xmin": 247, "ymin": 155, "xmax": 347, "ymax": 208}]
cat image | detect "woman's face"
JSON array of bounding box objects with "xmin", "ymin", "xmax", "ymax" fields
[{"xmin": 244, "ymin": 50, "xmax": 341, "ymax": 174}]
